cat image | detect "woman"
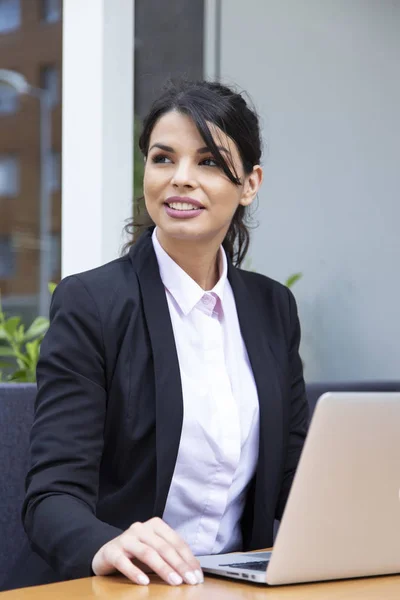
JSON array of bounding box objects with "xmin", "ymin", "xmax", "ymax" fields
[{"xmin": 5, "ymin": 79, "xmax": 308, "ymax": 590}]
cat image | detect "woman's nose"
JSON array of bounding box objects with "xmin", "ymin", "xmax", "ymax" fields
[{"xmin": 171, "ymin": 161, "xmax": 197, "ymax": 188}]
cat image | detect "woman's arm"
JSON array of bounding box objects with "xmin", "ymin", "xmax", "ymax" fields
[
  {"xmin": 22, "ymin": 276, "xmax": 123, "ymax": 579},
  {"xmin": 275, "ymin": 288, "xmax": 309, "ymax": 521}
]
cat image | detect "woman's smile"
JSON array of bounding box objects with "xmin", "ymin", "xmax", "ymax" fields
[{"xmin": 164, "ymin": 196, "xmax": 205, "ymax": 219}]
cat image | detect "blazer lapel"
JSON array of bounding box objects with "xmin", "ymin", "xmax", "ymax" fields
[
  {"xmin": 228, "ymin": 264, "xmax": 285, "ymax": 548},
  {"xmin": 130, "ymin": 231, "xmax": 184, "ymax": 517}
]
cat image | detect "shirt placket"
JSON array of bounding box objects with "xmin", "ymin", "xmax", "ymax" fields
[{"xmin": 194, "ymin": 293, "xmax": 241, "ymax": 552}]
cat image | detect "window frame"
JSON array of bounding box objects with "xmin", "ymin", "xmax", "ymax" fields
[
  {"xmin": 0, "ymin": 153, "xmax": 20, "ymax": 197},
  {"xmin": 0, "ymin": 235, "xmax": 16, "ymax": 279},
  {"xmin": 40, "ymin": 64, "xmax": 60, "ymax": 108},
  {"xmin": 0, "ymin": 83, "xmax": 19, "ymax": 114},
  {"xmin": 41, "ymin": 0, "xmax": 62, "ymax": 24},
  {"xmin": 0, "ymin": 0, "xmax": 21, "ymax": 34},
  {"xmin": 49, "ymin": 150, "xmax": 61, "ymax": 192}
]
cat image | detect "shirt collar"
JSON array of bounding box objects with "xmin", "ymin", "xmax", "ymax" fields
[{"xmin": 152, "ymin": 228, "xmax": 227, "ymax": 317}]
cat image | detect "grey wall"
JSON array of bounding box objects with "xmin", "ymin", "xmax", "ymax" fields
[{"xmin": 219, "ymin": 0, "xmax": 400, "ymax": 381}]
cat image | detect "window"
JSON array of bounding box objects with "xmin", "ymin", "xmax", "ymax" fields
[
  {"xmin": 0, "ymin": 0, "xmax": 20, "ymax": 33},
  {"xmin": 49, "ymin": 151, "xmax": 60, "ymax": 192},
  {"xmin": 0, "ymin": 236, "xmax": 15, "ymax": 279},
  {"xmin": 49, "ymin": 233, "xmax": 60, "ymax": 278},
  {"xmin": 0, "ymin": 83, "xmax": 18, "ymax": 114},
  {"xmin": 40, "ymin": 65, "xmax": 59, "ymax": 108},
  {"xmin": 0, "ymin": 154, "xmax": 19, "ymax": 196},
  {"xmin": 41, "ymin": 0, "xmax": 61, "ymax": 23}
]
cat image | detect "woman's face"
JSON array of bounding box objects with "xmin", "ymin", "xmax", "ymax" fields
[{"xmin": 143, "ymin": 110, "xmax": 262, "ymax": 249}]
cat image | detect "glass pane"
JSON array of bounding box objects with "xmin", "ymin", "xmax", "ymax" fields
[
  {"xmin": 40, "ymin": 65, "xmax": 59, "ymax": 108},
  {"xmin": 49, "ymin": 232, "xmax": 60, "ymax": 278},
  {"xmin": 49, "ymin": 151, "xmax": 61, "ymax": 192},
  {"xmin": 42, "ymin": 0, "xmax": 61, "ymax": 23},
  {"xmin": 0, "ymin": 83, "xmax": 19, "ymax": 114},
  {"xmin": 0, "ymin": 1, "xmax": 62, "ymax": 334},
  {"xmin": 0, "ymin": 154, "xmax": 19, "ymax": 196},
  {"xmin": 0, "ymin": 235, "xmax": 15, "ymax": 278},
  {"xmin": 0, "ymin": 0, "xmax": 20, "ymax": 34},
  {"xmin": 133, "ymin": 0, "xmax": 204, "ymax": 215}
]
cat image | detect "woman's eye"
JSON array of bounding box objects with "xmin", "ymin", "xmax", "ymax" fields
[
  {"xmin": 151, "ymin": 154, "xmax": 172, "ymax": 164},
  {"xmin": 201, "ymin": 158, "xmax": 218, "ymax": 167}
]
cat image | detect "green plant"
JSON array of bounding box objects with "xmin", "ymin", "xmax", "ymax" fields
[
  {"xmin": 0, "ymin": 262, "xmax": 302, "ymax": 384},
  {"xmin": 243, "ymin": 258, "xmax": 303, "ymax": 290},
  {"xmin": 284, "ymin": 272, "xmax": 303, "ymax": 289},
  {"xmin": 0, "ymin": 283, "xmax": 56, "ymax": 383}
]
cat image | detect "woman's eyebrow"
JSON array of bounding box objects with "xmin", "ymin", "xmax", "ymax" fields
[
  {"xmin": 148, "ymin": 143, "xmax": 174, "ymax": 153},
  {"xmin": 198, "ymin": 145, "xmax": 230, "ymax": 155},
  {"xmin": 148, "ymin": 143, "xmax": 231, "ymax": 155}
]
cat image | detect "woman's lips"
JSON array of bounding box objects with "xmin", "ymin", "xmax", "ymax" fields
[
  {"xmin": 166, "ymin": 196, "xmax": 204, "ymax": 208},
  {"xmin": 164, "ymin": 197, "xmax": 205, "ymax": 219},
  {"xmin": 164, "ymin": 204, "xmax": 204, "ymax": 219}
]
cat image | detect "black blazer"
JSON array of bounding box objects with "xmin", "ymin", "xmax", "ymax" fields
[{"xmin": 15, "ymin": 228, "xmax": 308, "ymax": 587}]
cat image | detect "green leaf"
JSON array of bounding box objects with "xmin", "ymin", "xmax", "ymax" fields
[
  {"xmin": 4, "ymin": 316, "xmax": 21, "ymax": 338},
  {"xmin": 26, "ymin": 339, "xmax": 40, "ymax": 366},
  {"xmin": 0, "ymin": 346, "xmax": 16, "ymax": 358},
  {"xmin": 0, "ymin": 328, "xmax": 7, "ymax": 341},
  {"xmin": 24, "ymin": 317, "xmax": 49, "ymax": 341},
  {"xmin": 13, "ymin": 350, "xmax": 31, "ymax": 369},
  {"xmin": 285, "ymin": 272, "xmax": 303, "ymax": 289},
  {"xmin": 21, "ymin": 354, "xmax": 32, "ymax": 367},
  {"xmin": 8, "ymin": 369, "xmax": 30, "ymax": 383},
  {"xmin": 48, "ymin": 282, "xmax": 57, "ymax": 295},
  {"xmin": 14, "ymin": 323, "xmax": 26, "ymax": 344}
]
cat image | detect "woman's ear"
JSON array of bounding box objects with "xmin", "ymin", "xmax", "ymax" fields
[{"xmin": 240, "ymin": 165, "xmax": 263, "ymax": 207}]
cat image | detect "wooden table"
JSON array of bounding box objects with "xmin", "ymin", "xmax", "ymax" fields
[{"xmin": 2, "ymin": 571, "xmax": 400, "ymax": 599}]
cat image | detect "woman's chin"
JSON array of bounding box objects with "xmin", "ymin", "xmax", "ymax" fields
[{"xmin": 157, "ymin": 217, "xmax": 210, "ymax": 240}]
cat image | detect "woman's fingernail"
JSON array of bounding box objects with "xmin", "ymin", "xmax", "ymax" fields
[
  {"xmin": 184, "ymin": 571, "xmax": 198, "ymax": 585},
  {"xmin": 137, "ymin": 574, "xmax": 150, "ymax": 585},
  {"xmin": 195, "ymin": 569, "xmax": 204, "ymax": 583},
  {"xmin": 168, "ymin": 572, "xmax": 183, "ymax": 585}
]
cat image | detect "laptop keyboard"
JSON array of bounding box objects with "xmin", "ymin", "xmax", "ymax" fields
[{"xmin": 220, "ymin": 560, "xmax": 269, "ymax": 572}]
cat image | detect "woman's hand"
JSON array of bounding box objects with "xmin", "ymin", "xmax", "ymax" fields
[{"xmin": 92, "ymin": 517, "xmax": 204, "ymax": 586}]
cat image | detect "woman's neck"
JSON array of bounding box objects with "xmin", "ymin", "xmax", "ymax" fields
[{"xmin": 156, "ymin": 230, "xmax": 222, "ymax": 290}]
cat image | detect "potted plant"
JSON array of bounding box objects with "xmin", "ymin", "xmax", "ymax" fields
[{"xmin": 0, "ymin": 284, "xmax": 56, "ymax": 383}]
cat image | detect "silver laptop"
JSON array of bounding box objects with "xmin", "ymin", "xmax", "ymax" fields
[{"xmin": 199, "ymin": 392, "xmax": 400, "ymax": 585}]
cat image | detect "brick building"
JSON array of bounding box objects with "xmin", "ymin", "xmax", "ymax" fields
[
  {"xmin": 0, "ymin": 0, "xmax": 62, "ymax": 318},
  {"xmin": 0, "ymin": 0, "xmax": 203, "ymax": 320}
]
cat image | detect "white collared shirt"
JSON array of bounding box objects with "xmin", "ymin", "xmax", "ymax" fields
[{"xmin": 152, "ymin": 229, "xmax": 259, "ymax": 555}]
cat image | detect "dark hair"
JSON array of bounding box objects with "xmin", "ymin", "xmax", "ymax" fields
[{"xmin": 124, "ymin": 79, "xmax": 262, "ymax": 267}]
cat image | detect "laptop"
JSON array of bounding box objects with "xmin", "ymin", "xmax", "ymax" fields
[{"xmin": 199, "ymin": 392, "xmax": 400, "ymax": 585}]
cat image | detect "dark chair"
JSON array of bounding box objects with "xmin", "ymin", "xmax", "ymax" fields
[
  {"xmin": 306, "ymin": 380, "xmax": 400, "ymax": 419},
  {"xmin": 2, "ymin": 380, "xmax": 400, "ymax": 588},
  {"xmin": 0, "ymin": 384, "xmax": 36, "ymax": 589}
]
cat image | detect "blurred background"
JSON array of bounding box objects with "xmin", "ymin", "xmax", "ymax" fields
[
  {"xmin": 0, "ymin": 0, "xmax": 399, "ymax": 383},
  {"xmin": 0, "ymin": 0, "xmax": 62, "ymax": 324},
  {"xmin": 0, "ymin": 0, "xmax": 203, "ymax": 323}
]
